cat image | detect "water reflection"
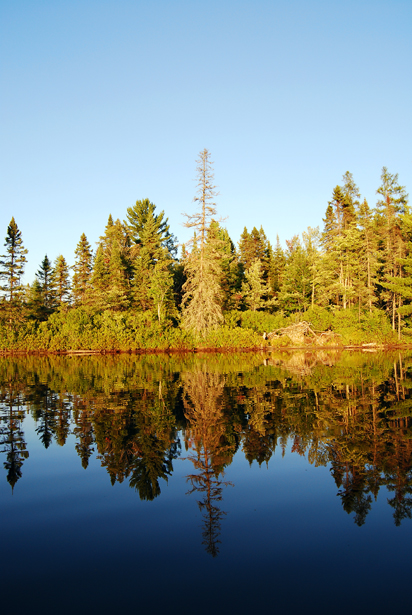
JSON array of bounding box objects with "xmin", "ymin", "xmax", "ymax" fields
[
  {"xmin": 183, "ymin": 369, "xmax": 234, "ymax": 556},
  {"xmin": 1, "ymin": 351, "xmax": 412, "ymax": 532}
]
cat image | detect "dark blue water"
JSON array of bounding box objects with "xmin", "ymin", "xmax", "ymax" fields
[{"xmin": 1, "ymin": 352, "xmax": 411, "ymax": 615}]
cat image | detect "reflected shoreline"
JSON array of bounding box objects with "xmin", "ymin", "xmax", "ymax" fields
[{"xmin": 1, "ymin": 349, "xmax": 412, "ymax": 539}]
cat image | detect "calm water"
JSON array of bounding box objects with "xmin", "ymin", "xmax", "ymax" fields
[{"xmin": 1, "ymin": 350, "xmax": 412, "ymax": 614}]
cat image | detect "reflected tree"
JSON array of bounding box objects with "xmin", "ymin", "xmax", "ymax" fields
[
  {"xmin": 183, "ymin": 369, "xmax": 234, "ymax": 557},
  {"xmin": 0, "ymin": 385, "xmax": 29, "ymax": 490}
]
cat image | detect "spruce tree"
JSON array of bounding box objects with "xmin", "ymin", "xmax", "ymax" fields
[
  {"xmin": 72, "ymin": 233, "xmax": 93, "ymax": 305},
  {"xmin": 96, "ymin": 217, "xmax": 131, "ymax": 310},
  {"xmin": 238, "ymin": 226, "xmax": 269, "ymax": 274},
  {"xmin": 52, "ymin": 255, "xmax": 71, "ymax": 306},
  {"xmin": 27, "ymin": 279, "xmax": 44, "ymax": 320},
  {"xmin": 36, "ymin": 255, "xmax": 54, "ymax": 310},
  {"xmin": 208, "ymin": 222, "xmax": 242, "ymax": 310},
  {"xmin": 106, "ymin": 241, "xmax": 130, "ymax": 310},
  {"xmin": 181, "ymin": 149, "xmax": 224, "ymax": 333}
]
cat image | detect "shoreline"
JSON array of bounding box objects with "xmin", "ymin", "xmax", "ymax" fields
[{"xmin": 1, "ymin": 343, "xmax": 411, "ymax": 356}]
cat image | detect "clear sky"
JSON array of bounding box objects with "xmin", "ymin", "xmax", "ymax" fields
[{"xmin": 1, "ymin": 0, "xmax": 411, "ymax": 282}]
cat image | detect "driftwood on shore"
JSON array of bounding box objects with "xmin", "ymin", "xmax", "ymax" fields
[{"xmin": 264, "ymin": 321, "xmax": 339, "ymax": 346}]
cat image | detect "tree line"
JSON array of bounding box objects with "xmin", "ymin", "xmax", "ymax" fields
[{"xmin": 0, "ymin": 149, "xmax": 410, "ymax": 344}]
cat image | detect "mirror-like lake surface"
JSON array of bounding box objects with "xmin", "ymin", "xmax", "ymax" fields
[{"xmin": 1, "ymin": 350, "xmax": 412, "ymax": 614}]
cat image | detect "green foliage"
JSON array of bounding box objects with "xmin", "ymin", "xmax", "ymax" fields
[{"xmin": 240, "ymin": 310, "xmax": 289, "ymax": 333}]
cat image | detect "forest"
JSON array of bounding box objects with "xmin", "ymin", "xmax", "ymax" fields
[{"xmin": 0, "ymin": 149, "xmax": 410, "ymax": 351}]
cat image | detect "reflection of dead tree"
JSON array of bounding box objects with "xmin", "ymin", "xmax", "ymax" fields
[
  {"xmin": 265, "ymin": 321, "xmax": 339, "ymax": 346},
  {"xmin": 183, "ymin": 370, "xmax": 233, "ymax": 557},
  {"xmin": 186, "ymin": 455, "xmax": 227, "ymax": 557}
]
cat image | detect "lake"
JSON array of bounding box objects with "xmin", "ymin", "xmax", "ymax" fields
[{"xmin": 1, "ymin": 350, "xmax": 412, "ymax": 614}]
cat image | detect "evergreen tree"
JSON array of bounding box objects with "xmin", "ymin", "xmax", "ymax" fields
[
  {"xmin": 27, "ymin": 279, "xmax": 44, "ymax": 320},
  {"xmin": 278, "ymin": 236, "xmax": 312, "ymax": 312},
  {"xmin": 375, "ymin": 167, "xmax": 409, "ymax": 329},
  {"xmin": 36, "ymin": 255, "xmax": 54, "ymax": 311},
  {"xmin": 0, "ymin": 390, "xmax": 29, "ymax": 491},
  {"xmin": 321, "ymin": 176, "xmax": 361, "ymax": 308},
  {"xmin": 126, "ymin": 198, "xmax": 177, "ymax": 258},
  {"xmin": 268, "ymin": 235, "xmax": 286, "ymax": 296},
  {"xmin": 181, "ymin": 149, "xmax": 224, "ymax": 333},
  {"xmin": 88, "ymin": 244, "xmax": 108, "ymax": 310},
  {"xmin": 51, "ymin": 255, "xmax": 71, "ymax": 306},
  {"xmin": 72, "ymin": 233, "xmax": 93, "ymax": 305},
  {"xmin": 357, "ymin": 199, "xmax": 378, "ymax": 312},
  {"xmin": 107, "ymin": 240, "xmax": 130, "ymax": 310},
  {"xmin": 130, "ymin": 211, "xmax": 171, "ymax": 311},
  {"xmin": 302, "ymin": 227, "xmax": 324, "ymax": 309},
  {"xmin": 93, "ymin": 217, "xmax": 132, "ymax": 311},
  {"xmin": 241, "ymin": 259, "xmax": 273, "ymax": 311},
  {"xmin": 238, "ymin": 226, "xmax": 269, "ymax": 275},
  {"xmin": 0, "ymin": 217, "xmax": 28, "ymax": 305},
  {"xmin": 209, "ymin": 222, "xmax": 242, "ymax": 310},
  {"xmin": 384, "ymin": 206, "xmax": 412, "ymax": 337},
  {"xmin": 148, "ymin": 257, "xmax": 176, "ymax": 324}
]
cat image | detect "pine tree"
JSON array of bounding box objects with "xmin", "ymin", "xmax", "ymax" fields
[
  {"xmin": 126, "ymin": 198, "xmax": 177, "ymax": 258},
  {"xmin": 0, "ymin": 217, "xmax": 28, "ymax": 303},
  {"xmin": 125, "ymin": 202, "xmax": 177, "ymax": 311},
  {"xmin": 181, "ymin": 149, "xmax": 224, "ymax": 333},
  {"xmin": 72, "ymin": 233, "xmax": 93, "ymax": 305}
]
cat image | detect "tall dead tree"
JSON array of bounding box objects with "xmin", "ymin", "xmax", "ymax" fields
[{"xmin": 181, "ymin": 149, "xmax": 224, "ymax": 334}]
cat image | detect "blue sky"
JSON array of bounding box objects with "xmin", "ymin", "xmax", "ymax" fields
[{"xmin": 1, "ymin": 0, "xmax": 411, "ymax": 282}]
